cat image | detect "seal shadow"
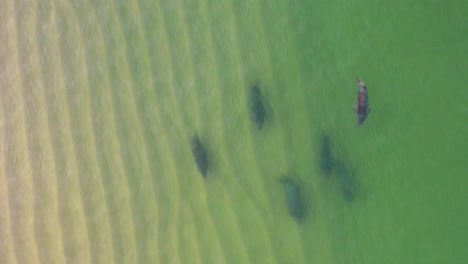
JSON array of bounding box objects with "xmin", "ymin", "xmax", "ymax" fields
[
  {"xmin": 191, "ymin": 134, "xmax": 210, "ymax": 178},
  {"xmin": 248, "ymin": 81, "xmax": 275, "ymax": 130},
  {"xmin": 335, "ymin": 160, "xmax": 359, "ymax": 202},
  {"xmin": 278, "ymin": 175, "xmax": 314, "ymax": 223},
  {"xmin": 319, "ymin": 134, "xmax": 337, "ymax": 177},
  {"xmin": 316, "ymin": 133, "xmax": 361, "ymax": 202}
]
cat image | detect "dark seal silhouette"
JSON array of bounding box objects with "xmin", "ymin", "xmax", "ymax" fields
[
  {"xmin": 249, "ymin": 84, "xmax": 266, "ymax": 129},
  {"xmin": 320, "ymin": 135, "xmax": 336, "ymax": 176},
  {"xmin": 354, "ymin": 77, "xmax": 371, "ymax": 126},
  {"xmin": 336, "ymin": 161, "xmax": 356, "ymax": 201},
  {"xmin": 279, "ymin": 177, "xmax": 305, "ymax": 221},
  {"xmin": 191, "ymin": 136, "xmax": 208, "ymax": 177}
]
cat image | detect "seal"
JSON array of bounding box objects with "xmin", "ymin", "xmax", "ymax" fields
[
  {"xmin": 249, "ymin": 83, "xmax": 266, "ymax": 129},
  {"xmin": 191, "ymin": 135, "xmax": 208, "ymax": 177},
  {"xmin": 279, "ymin": 177, "xmax": 305, "ymax": 221},
  {"xmin": 354, "ymin": 77, "xmax": 371, "ymax": 126}
]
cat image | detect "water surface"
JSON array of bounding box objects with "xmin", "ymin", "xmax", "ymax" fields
[{"xmin": 0, "ymin": 0, "xmax": 467, "ymax": 263}]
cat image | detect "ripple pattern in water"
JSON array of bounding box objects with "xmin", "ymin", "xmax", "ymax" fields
[{"xmin": 1, "ymin": 0, "xmax": 467, "ymax": 264}]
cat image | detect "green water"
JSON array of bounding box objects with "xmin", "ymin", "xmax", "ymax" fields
[{"xmin": 0, "ymin": 0, "xmax": 467, "ymax": 263}]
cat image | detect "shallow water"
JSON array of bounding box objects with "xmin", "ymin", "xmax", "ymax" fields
[{"xmin": 0, "ymin": 0, "xmax": 467, "ymax": 263}]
